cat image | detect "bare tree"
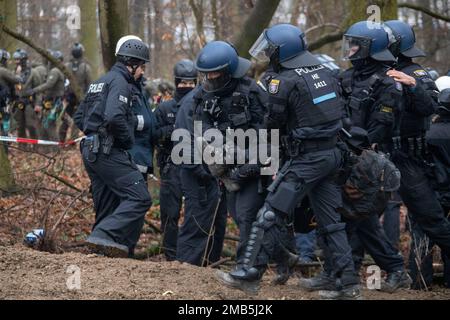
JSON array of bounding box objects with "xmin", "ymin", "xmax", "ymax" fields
[
  {"xmin": 0, "ymin": 0, "xmax": 18, "ymax": 52},
  {"xmin": 98, "ymin": 0, "xmax": 129, "ymax": 70}
]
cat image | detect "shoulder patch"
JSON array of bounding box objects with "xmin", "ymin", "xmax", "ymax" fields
[
  {"xmin": 268, "ymin": 79, "xmax": 280, "ymax": 94},
  {"xmin": 380, "ymin": 106, "xmax": 393, "ymax": 113},
  {"xmin": 413, "ymin": 69, "xmax": 428, "ymax": 78},
  {"xmin": 119, "ymin": 95, "xmax": 128, "ymax": 104}
]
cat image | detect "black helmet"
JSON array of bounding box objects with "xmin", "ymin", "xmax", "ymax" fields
[
  {"xmin": 52, "ymin": 50, "xmax": 64, "ymax": 62},
  {"xmin": 71, "ymin": 43, "xmax": 84, "ymax": 59},
  {"xmin": 438, "ymin": 88, "xmax": 450, "ymax": 113},
  {"xmin": 116, "ymin": 38, "xmax": 150, "ymax": 64},
  {"xmin": 0, "ymin": 49, "xmax": 10, "ymax": 66},
  {"xmin": 174, "ymin": 59, "xmax": 198, "ymax": 80},
  {"xmin": 13, "ymin": 49, "xmax": 28, "ymax": 61}
]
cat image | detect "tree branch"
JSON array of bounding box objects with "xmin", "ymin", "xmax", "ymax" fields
[
  {"xmin": 308, "ymin": 31, "xmax": 344, "ymax": 52},
  {"xmin": 0, "ymin": 24, "xmax": 83, "ymax": 101},
  {"xmin": 398, "ymin": 3, "xmax": 450, "ymax": 22}
]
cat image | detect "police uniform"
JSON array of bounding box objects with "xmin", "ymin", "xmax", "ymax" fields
[
  {"xmin": 31, "ymin": 66, "xmax": 65, "ymax": 141},
  {"xmin": 13, "ymin": 64, "xmax": 43, "ymax": 140},
  {"xmin": 340, "ymin": 63, "xmax": 407, "ymax": 278},
  {"xmin": 173, "ymin": 88, "xmax": 227, "ymax": 266},
  {"xmin": 408, "ymin": 92, "xmax": 450, "ymax": 289},
  {"xmin": 74, "ymin": 62, "xmax": 152, "ymax": 254},
  {"xmin": 60, "ymin": 58, "xmax": 93, "ymax": 141},
  {"xmin": 232, "ymin": 62, "xmax": 360, "ymax": 290},
  {"xmin": 390, "ymin": 58, "xmax": 450, "ymax": 260},
  {"xmin": 154, "ymin": 96, "xmax": 184, "ymax": 260},
  {"xmin": 0, "ymin": 66, "xmax": 21, "ymax": 136}
]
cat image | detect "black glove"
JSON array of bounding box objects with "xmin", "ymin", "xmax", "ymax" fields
[{"xmin": 203, "ymin": 96, "xmax": 222, "ymax": 119}]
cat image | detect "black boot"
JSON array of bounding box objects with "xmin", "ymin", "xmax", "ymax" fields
[
  {"xmin": 319, "ymin": 284, "xmax": 363, "ymax": 300},
  {"xmin": 379, "ymin": 270, "xmax": 412, "ymax": 293},
  {"xmin": 215, "ymin": 270, "xmax": 261, "ymax": 295},
  {"xmin": 298, "ymin": 271, "xmax": 335, "ymax": 291}
]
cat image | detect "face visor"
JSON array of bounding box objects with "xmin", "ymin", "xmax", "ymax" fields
[
  {"xmin": 200, "ymin": 69, "xmax": 232, "ymax": 93},
  {"xmin": 249, "ymin": 31, "xmax": 278, "ymax": 63},
  {"xmin": 341, "ymin": 35, "xmax": 371, "ymax": 61}
]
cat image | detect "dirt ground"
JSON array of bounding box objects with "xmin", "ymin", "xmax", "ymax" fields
[{"xmin": 0, "ymin": 245, "xmax": 449, "ymax": 300}]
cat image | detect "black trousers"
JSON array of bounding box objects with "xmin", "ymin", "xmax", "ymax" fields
[
  {"xmin": 159, "ymin": 163, "xmax": 183, "ymax": 260},
  {"xmin": 176, "ymin": 167, "xmax": 227, "ymax": 266},
  {"xmin": 81, "ymin": 144, "xmax": 152, "ymax": 250}
]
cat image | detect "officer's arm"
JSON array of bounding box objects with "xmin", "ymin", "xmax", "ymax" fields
[
  {"xmin": 265, "ymin": 90, "xmax": 288, "ymax": 129},
  {"xmin": 249, "ymin": 85, "xmax": 267, "ymax": 130},
  {"xmin": 2, "ymin": 69, "xmax": 22, "ymax": 85},
  {"xmin": 405, "ymin": 77, "xmax": 438, "ymax": 116},
  {"xmin": 366, "ymin": 83, "xmax": 401, "ymax": 144},
  {"xmin": 32, "ymin": 69, "xmax": 59, "ymax": 94},
  {"xmin": 104, "ymin": 80, "xmax": 133, "ymax": 147},
  {"xmin": 154, "ymin": 105, "xmax": 174, "ymax": 142}
]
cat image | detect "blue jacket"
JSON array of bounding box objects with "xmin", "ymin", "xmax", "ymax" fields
[{"xmin": 128, "ymin": 79, "xmax": 157, "ymax": 174}]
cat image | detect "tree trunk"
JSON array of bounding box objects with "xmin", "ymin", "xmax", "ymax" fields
[
  {"xmin": 233, "ymin": 0, "xmax": 281, "ymax": 58},
  {"xmin": 0, "ymin": 0, "xmax": 18, "ymax": 52},
  {"xmin": 80, "ymin": 0, "xmax": 101, "ymax": 78},
  {"xmin": 130, "ymin": 0, "xmax": 146, "ymax": 40},
  {"xmin": 344, "ymin": 0, "xmax": 398, "ymax": 28},
  {"xmin": 151, "ymin": 0, "xmax": 163, "ymax": 77},
  {"xmin": 98, "ymin": 0, "xmax": 129, "ymax": 71},
  {"xmin": 0, "ymin": 146, "xmax": 15, "ymax": 194}
]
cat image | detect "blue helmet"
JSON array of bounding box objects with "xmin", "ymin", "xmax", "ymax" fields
[
  {"xmin": 249, "ymin": 23, "xmax": 320, "ymax": 68},
  {"xmin": 195, "ymin": 41, "xmax": 250, "ymax": 78},
  {"xmin": 342, "ymin": 21, "xmax": 395, "ymax": 62},
  {"xmin": 383, "ymin": 20, "xmax": 425, "ymax": 58}
]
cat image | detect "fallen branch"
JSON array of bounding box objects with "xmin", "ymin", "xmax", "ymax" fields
[
  {"xmin": 43, "ymin": 171, "xmax": 83, "ymax": 193},
  {"xmin": 209, "ymin": 257, "xmax": 231, "ymax": 268}
]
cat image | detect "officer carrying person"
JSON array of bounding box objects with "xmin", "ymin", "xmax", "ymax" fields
[
  {"xmin": 193, "ymin": 41, "xmax": 270, "ymax": 276},
  {"xmin": 378, "ymin": 21, "xmax": 450, "ymax": 276},
  {"xmin": 154, "ymin": 59, "xmax": 198, "ymax": 261},
  {"xmin": 216, "ymin": 24, "xmax": 360, "ymax": 299},
  {"xmin": 337, "ymin": 21, "xmax": 412, "ymax": 293},
  {"xmin": 74, "ymin": 35, "xmax": 152, "ymax": 258},
  {"xmin": 60, "ymin": 43, "xmax": 92, "ymax": 142}
]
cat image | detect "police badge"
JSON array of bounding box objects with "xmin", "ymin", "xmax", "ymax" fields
[{"xmin": 269, "ymin": 79, "xmax": 280, "ymax": 94}]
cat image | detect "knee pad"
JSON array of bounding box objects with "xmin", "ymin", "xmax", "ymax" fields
[{"xmin": 266, "ymin": 180, "xmax": 307, "ymax": 214}]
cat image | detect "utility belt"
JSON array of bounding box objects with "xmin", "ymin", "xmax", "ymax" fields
[
  {"xmin": 82, "ymin": 131, "xmax": 115, "ymax": 158},
  {"xmin": 14, "ymin": 96, "xmax": 33, "ymax": 110},
  {"xmin": 43, "ymin": 97, "xmax": 61, "ymax": 110},
  {"xmin": 390, "ymin": 134, "xmax": 427, "ymax": 158},
  {"xmin": 281, "ymin": 136, "xmax": 337, "ymax": 158}
]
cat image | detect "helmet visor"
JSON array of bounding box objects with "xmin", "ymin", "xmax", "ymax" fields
[
  {"xmin": 200, "ymin": 70, "xmax": 232, "ymax": 93},
  {"xmin": 342, "ymin": 35, "xmax": 371, "ymax": 61},
  {"xmin": 249, "ymin": 31, "xmax": 277, "ymax": 62}
]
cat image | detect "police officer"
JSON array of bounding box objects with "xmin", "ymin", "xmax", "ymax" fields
[
  {"xmin": 173, "ymin": 80, "xmax": 228, "ymax": 267},
  {"xmin": 381, "ymin": 21, "xmax": 450, "ymax": 262},
  {"xmin": 216, "ymin": 24, "xmax": 359, "ymax": 299},
  {"xmin": 194, "ymin": 41, "xmax": 270, "ymax": 274},
  {"xmin": 154, "ymin": 59, "xmax": 197, "ymax": 261},
  {"xmin": 24, "ymin": 50, "xmax": 65, "ymax": 142},
  {"xmin": 0, "ymin": 49, "xmax": 21, "ymax": 137},
  {"xmin": 339, "ymin": 21, "xmax": 412, "ymax": 293},
  {"xmin": 73, "ymin": 36, "xmax": 152, "ymax": 258},
  {"xmin": 407, "ymin": 83, "xmax": 450, "ymax": 289},
  {"xmin": 60, "ymin": 43, "xmax": 92, "ymax": 141},
  {"xmin": 11, "ymin": 49, "xmax": 42, "ymax": 141}
]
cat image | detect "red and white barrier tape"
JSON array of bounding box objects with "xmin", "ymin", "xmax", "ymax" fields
[{"xmin": 0, "ymin": 135, "xmax": 84, "ymax": 147}]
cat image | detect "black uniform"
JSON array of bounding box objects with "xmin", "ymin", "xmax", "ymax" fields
[
  {"xmin": 74, "ymin": 62, "xmax": 152, "ymax": 253},
  {"xmin": 173, "ymin": 88, "xmax": 227, "ymax": 266},
  {"xmin": 154, "ymin": 94, "xmax": 185, "ymax": 260},
  {"xmin": 233, "ymin": 63, "xmax": 359, "ymax": 288},
  {"xmin": 408, "ymin": 96, "xmax": 450, "ymax": 289},
  {"xmin": 390, "ymin": 57, "xmax": 450, "ymax": 260},
  {"xmin": 197, "ymin": 76, "xmax": 267, "ymax": 267},
  {"xmin": 340, "ymin": 62, "xmax": 406, "ymax": 274}
]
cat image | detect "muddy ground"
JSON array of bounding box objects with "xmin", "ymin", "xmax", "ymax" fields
[{"xmin": 0, "ymin": 245, "xmax": 449, "ymax": 300}]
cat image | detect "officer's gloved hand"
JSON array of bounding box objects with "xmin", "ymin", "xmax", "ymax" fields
[{"xmin": 203, "ymin": 96, "xmax": 222, "ymax": 119}]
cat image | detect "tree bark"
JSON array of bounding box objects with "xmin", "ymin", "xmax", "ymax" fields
[
  {"xmin": 0, "ymin": 0, "xmax": 18, "ymax": 52},
  {"xmin": 233, "ymin": 0, "xmax": 281, "ymax": 58},
  {"xmin": 188, "ymin": 0, "xmax": 206, "ymax": 47},
  {"xmin": 130, "ymin": 0, "xmax": 146, "ymax": 40},
  {"xmin": 80, "ymin": 0, "xmax": 101, "ymax": 78},
  {"xmin": 98, "ymin": 0, "xmax": 129, "ymax": 71},
  {"xmin": 0, "ymin": 146, "xmax": 15, "ymax": 194}
]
